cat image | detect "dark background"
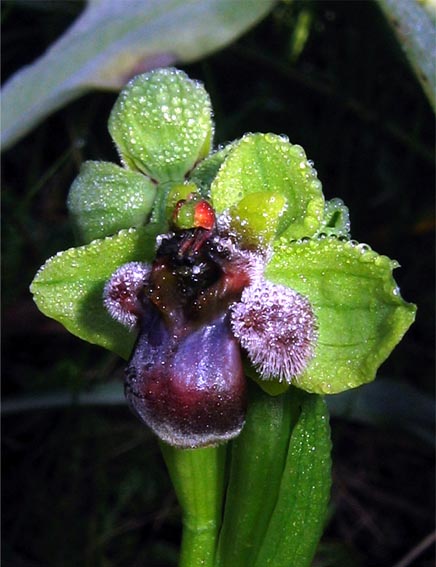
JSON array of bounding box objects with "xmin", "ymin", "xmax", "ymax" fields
[{"xmin": 2, "ymin": 1, "xmax": 434, "ymax": 566}]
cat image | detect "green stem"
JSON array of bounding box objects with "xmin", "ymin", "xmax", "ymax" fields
[
  {"xmin": 159, "ymin": 443, "xmax": 226, "ymax": 567},
  {"xmin": 216, "ymin": 383, "xmax": 302, "ymax": 566},
  {"xmin": 216, "ymin": 384, "xmax": 332, "ymax": 567}
]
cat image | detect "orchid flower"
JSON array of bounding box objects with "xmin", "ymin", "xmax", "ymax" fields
[{"xmin": 30, "ymin": 68, "xmax": 416, "ymax": 567}]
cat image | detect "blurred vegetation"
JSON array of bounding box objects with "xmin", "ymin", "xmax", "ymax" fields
[{"xmin": 2, "ymin": 1, "xmax": 434, "ymax": 566}]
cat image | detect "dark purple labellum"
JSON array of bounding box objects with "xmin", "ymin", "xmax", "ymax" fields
[
  {"xmin": 125, "ymin": 301, "xmax": 246, "ymax": 448},
  {"xmin": 123, "ymin": 227, "xmax": 251, "ymax": 448}
]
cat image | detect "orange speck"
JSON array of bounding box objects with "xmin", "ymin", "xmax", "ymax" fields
[{"xmin": 194, "ymin": 201, "xmax": 216, "ymax": 230}]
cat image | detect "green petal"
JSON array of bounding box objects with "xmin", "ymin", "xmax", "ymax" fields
[
  {"xmin": 316, "ymin": 198, "xmax": 351, "ymax": 238},
  {"xmin": 228, "ymin": 192, "xmax": 288, "ymax": 249},
  {"xmin": 108, "ymin": 68, "xmax": 213, "ymax": 182},
  {"xmin": 265, "ymin": 237, "xmax": 417, "ymax": 394},
  {"xmin": 30, "ymin": 228, "xmax": 156, "ymax": 359},
  {"xmin": 67, "ymin": 161, "xmax": 156, "ymax": 243},
  {"xmin": 210, "ymin": 133, "xmax": 325, "ymax": 240}
]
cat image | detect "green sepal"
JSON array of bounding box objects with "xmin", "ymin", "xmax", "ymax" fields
[
  {"xmin": 228, "ymin": 191, "xmax": 287, "ymax": 249},
  {"xmin": 265, "ymin": 236, "xmax": 417, "ymax": 394},
  {"xmin": 210, "ymin": 133, "xmax": 325, "ymax": 240},
  {"xmin": 67, "ymin": 161, "xmax": 157, "ymax": 243},
  {"xmin": 30, "ymin": 227, "xmax": 157, "ymax": 359},
  {"xmin": 108, "ymin": 68, "xmax": 213, "ymax": 182}
]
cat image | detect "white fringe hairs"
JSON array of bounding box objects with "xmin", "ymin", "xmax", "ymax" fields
[
  {"xmin": 231, "ymin": 278, "xmax": 317, "ymax": 383},
  {"xmin": 103, "ymin": 262, "xmax": 151, "ymax": 328}
]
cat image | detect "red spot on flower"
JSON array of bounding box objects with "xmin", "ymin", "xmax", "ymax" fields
[{"xmin": 193, "ymin": 200, "xmax": 216, "ymax": 230}]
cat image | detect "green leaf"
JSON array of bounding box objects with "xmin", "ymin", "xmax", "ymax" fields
[
  {"xmin": 30, "ymin": 227, "xmax": 156, "ymax": 359},
  {"xmin": 217, "ymin": 385, "xmax": 331, "ymax": 567},
  {"xmin": 67, "ymin": 161, "xmax": 157, "ymax": 243},
  {"xmin": 210, "ymin": 133, "xmax": 325, "ymax": 240},
  {"xmin": 1, "ymin": 0, "xmax": 276, "ymax": 151},
  {"xmin": 253, "ymin": 393, "xmax": 331, "ymax": 567},
  {"xmin": 160, "ymin": 444, "xmax": 226, "ymax": 567},
  {"xmin": 265, "ymin": 237, "xmax": 417, "ymax": 394},
  {"xmin": 216, "ymin": 383, "xmax": 301, "ymax": 567},
  {"xmin": 376, "ymin": 0, "xmax": 436, "ymax": 111},
  {"xmin": 109, "ymin": 68, "xmax": 213, "ymax": 181}
]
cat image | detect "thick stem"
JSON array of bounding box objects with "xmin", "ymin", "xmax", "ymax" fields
[
  {"xmin": 215, "ymin": 383, "xmax": 302, "ymax": 566},
  {"xmin": 160, "ymin": 443, "xmax": 226, "ymax": 567}
]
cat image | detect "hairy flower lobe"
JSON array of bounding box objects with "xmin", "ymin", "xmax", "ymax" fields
[{"xmin": 231, "ymin": 279, "xmax": 317, "ymax": 383}]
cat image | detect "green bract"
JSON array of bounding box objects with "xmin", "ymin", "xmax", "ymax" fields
[
  {"xmin": 216, "ymin": 385, "xmax": 331, "ymax": 566},
  {"xmin": 31, "ymin": 67, "xmax": 416, "ymax": 396}
]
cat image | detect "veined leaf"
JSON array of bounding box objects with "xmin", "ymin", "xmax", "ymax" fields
[
  {"xmin": 1, "ymin": 0, "xmax": 276, "ymax": 151},
  {"xmin": 253, "ymin": 393, "xmax": 331, "ymax": 567}
]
